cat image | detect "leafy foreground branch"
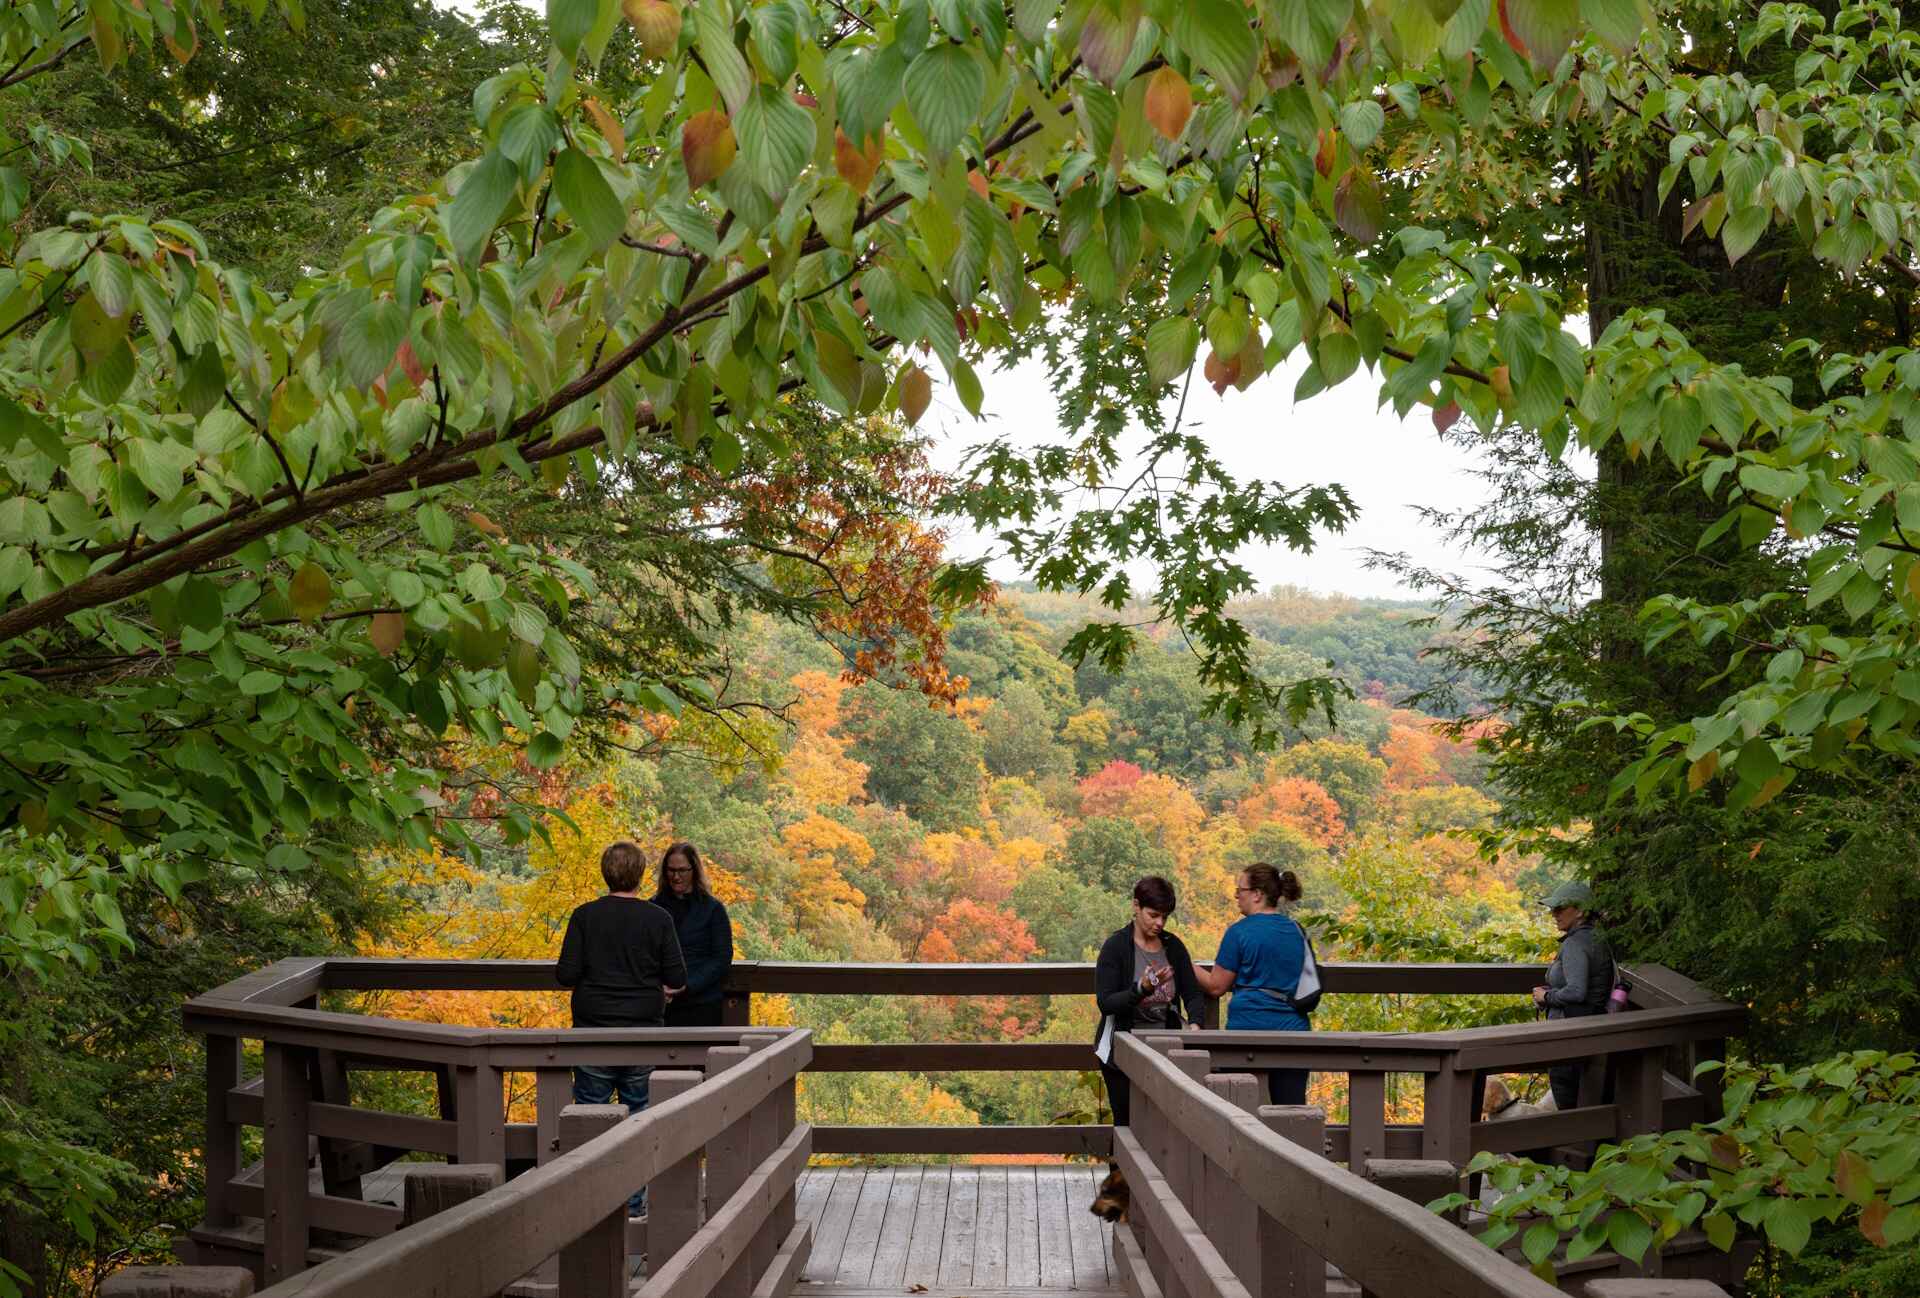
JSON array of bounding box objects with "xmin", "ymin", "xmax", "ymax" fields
[{"xmin": 1432, "ymin": 1052, "xmax": 1920, "ymax": 1283}]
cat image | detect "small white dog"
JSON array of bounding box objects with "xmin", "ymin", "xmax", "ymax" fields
[{"xmin": 1476, "ymin": 1076, "xmax": 1557, "ymax": 1211}]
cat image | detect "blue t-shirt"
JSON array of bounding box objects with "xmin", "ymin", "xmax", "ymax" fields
[{"xmin": 1216, "ymin": 912, "xmax": 1311, "ymax": 1031}]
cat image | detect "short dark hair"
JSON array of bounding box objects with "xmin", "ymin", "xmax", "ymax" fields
[
  {"xmin": 1133, "ymin": 875, "xmax": 1176, "ymax": 914},
  {"xmin": 1243, "ymin": 863, "xmax": 1303, "ymax": 906},
  {"xmin": 600, "ymin": 840, "xmax": 646, "ymax": 892},
  {"xmin": 652, "ymin": 841, "xmax": 711, "ymax": 900}
]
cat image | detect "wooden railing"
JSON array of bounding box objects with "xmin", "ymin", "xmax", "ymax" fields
[{"xmin": 170, "ymin": 954, "xmax": 1744, "ymax": 1297}]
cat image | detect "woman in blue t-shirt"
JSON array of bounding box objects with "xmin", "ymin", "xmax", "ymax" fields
[{"xmin": 1195, "ymin": 863, "xmax": 1313, "ymax": 1105}]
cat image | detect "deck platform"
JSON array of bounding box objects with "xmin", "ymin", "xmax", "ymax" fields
[{"xmin": 794, "ymin": 1165, "xmax": 1119, "ymax": 1296}]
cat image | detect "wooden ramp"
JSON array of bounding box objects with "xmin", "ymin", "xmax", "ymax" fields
[{"xmin": 792, "ymin": 1164, "xmax": 1121, "ymax": 1297}]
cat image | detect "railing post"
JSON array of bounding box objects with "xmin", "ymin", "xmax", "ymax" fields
[
  {"xmin": 557, "ymin": 1103, "xmax": 629, "ymax": 1298},
  {"xmin": 740, "ymin": 1034, "xmax": 787, "ymax": 1283},
  {"xmin": 1419, "ymin": 1064, "xmax": 1474, "ymax": 1168},
  {"xmin": 536, "ymin": 1067, "xmax": 572, "ymax": 1167},
  {"xmin": 1362, "ymin": 1159, "xmax": 1460, "ymax": 1222},
  {"xmin": 1204, "ymin": 1074, "xmax": 1268, "ymax": 1298},
  {"xmin": 1160, "ymin": 1049, "xmax": 1209, "ymax": 1298},
  {"xmin": 1694, "ymin": 1037, "xmax": 1727, "ymax": 1120},
  {"xmin": 1347, "ymin": 1070, "xmax": 1387, "ymax": 1170},
  {"xmin": 201, "ymin": 1034, "xmax": 242, "ymax": 1230},
  {"xmin": 261, "ymin": 1042, "xmax": 311, "ymax": 1285},
  {"xmin": 453, "ymin": 1061, "xmax": 507, "ymax": 1173},
  {"xmin": 648, "ymin": 1069, "xmax": 706, "ymax": 1274},
  {"xmin": 1260, "ymin": 1105, "xmax": 1327, "ymax": 1298},
  {"xmin": 705, "ymin": 1045, "xmax": 757, "ymax": 1298},
  {"xmin": 1616, "ymin": 1046, "xmax": 1666, "ymax": 1140},
  {"xmin": 401, "ymin": 1164, "xmax": 501, "ymax": 1226}
]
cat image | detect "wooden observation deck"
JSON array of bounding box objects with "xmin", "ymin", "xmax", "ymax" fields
[{"xmin": 119, "ymin": 958, "xmax": 1751, "ymax": 1298}]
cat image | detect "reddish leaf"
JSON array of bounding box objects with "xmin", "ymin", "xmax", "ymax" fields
[
  {"xmin": 1333, "ymin": 167, "xmax": 1386, "ymax": 243},
  {"xmin": 1314, "ymin": 128, "xmax": 1337, "ymax": 177},
  {"xmin": 1862, "ymin": 1199, "xmax": 1890, "ymax": 1247},
  {"xmin": 966, "ymin": 169, "xmax": 990, "ymax": 200},
  {"xmin": 1837, "ymin": 1150, "xmax": 1875, "ymax": 1206},
  {"xmin": 1078, "ymin": 0, "xmax": 1140, "ymax": 86},
  {"xmin": 834, "ymin": 127, "xmax": 885, "ymax": 196},
  {"xmin": 1144, "ymin": 67, "xmax": 1193, "ymax": 141},
  {"xmin": 794, "ymin": 90, "xmax": 819, "ymax": 108},
  {"xmin": 396, "ymin": 341, "xmax": 428, "ymax": 390},
  {"xmin": 1710, "ymin": 1134, "xmax": 1742, "ymax": 1169},
  {"xmin": 898, "ymin": 363, "xmax": 932, "ymax": 427},
  {"xmin": 682, "ymin": 110, "xmax": 737, "ymax": 189},
  {"xmin": 467, "ymin": 511, "xmax": 505, "ymax": 538},
  {"xmin": 370, "ymin": 611, "xmax": 406, "ymax": 656},
  {"xmin": 622, "ymin": 0, "xmax": 681, "ymax": 59},
  {"xmin": 1496, "ymin": 0, "xmax": 1530, "ymax": 60},
  {"xmin": 1432, "ymin": 400, "xmax": 1461, "ymax": 433},
  {"xmin": 1203, "ymin": 348, "xmax": 1237, "ymax": 395}
]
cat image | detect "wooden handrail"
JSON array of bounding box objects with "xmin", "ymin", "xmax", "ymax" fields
[
  {"xmin": 1115, "ymin": 1034, "xmax": 1563, "ymax": 1298},
  {"xmin": 247, "ymin": 1030, "xmax": 812, "ymax": 1298}
]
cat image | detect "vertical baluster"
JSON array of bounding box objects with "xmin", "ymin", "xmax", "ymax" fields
[
  {"xmin": 536, "ymin": 1068, "xmax": 572, "ymax": 1167},
  {"xmin": 1158, "ymin": 1050, "xmax": 1209, "ymax": 1298},
  {"xmin": 1260, "ymin": 1106, "xmax": 1327, "ymax": 1298},
  {"xmin": 646, "ymin": 1070, "xmax": 706, "ymax": 1273},
  {"xmin": 557, "ymin": 1104, "xmax": 628, "ymax": 1298},
  {"xmin": 1616, "ymin": 1046, "xmax": 1666, "ymax": 1140},
  {"xmin": 1347, "ymin": 1071, "xmax": 1386, "ymax": 1171},
  {"xmin": 740, "ymin": 1035, "xmax": 784, "ymax": 1283},
  {"xmin": 453, "ymin": 1062, "xmax": 507, "ymax": 1173},
  {"xmin": 262, "ymin": 1042, "xmax": 312, "ymax": 1285},
  {"xmin": 1204, "ymin": 1074, "xmax": 1263, "ymax": 1296},
  {"xmin": 202, "ymin": 1034, "xmax": 241, "ymax": 1230},
  {"xmin": 704, "ymin": 1045, "xmax": 757, "ymax": 1298}
]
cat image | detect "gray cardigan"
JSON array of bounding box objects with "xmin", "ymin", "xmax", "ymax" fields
[{"xmin": 1542, "ymin": 922, "xmax": 1614, "ymax": 1019}]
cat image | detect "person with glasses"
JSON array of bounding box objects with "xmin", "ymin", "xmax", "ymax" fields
[
  {"xmin": 1194, "ymin": 863, "xmax": 1313, "ymax": 1105},
  {"xmin": 1531, "ymin": 880, "xmax": 1615, "ymax": 1112},
  {"xmin": 1092, "ymin": 875, "xmax": 1206, "ymax": 1127},
  {"xmin": 652, "ymin": 842, "xmax": 734, "ymax": 1029}
]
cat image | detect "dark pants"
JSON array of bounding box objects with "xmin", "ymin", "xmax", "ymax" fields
[
  {"xmin": 574, "ymin": 1065, "xmax": 652, "ymax": 1215},
  {"xmin": 1267, "ymin": 1069, "xmax": 1309, "ymax": 1107},
  {"xmin": 1102, "ymin": 1065, "xmax": 1131, "ymax": 1128},
  {"xmin": 664, "ymin": 999, "xmax": 724, "ymax": 1028}
]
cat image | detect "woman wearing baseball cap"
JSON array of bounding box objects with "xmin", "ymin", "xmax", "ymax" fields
[{"xmin": 1530, "ymin": 880, "xmax": 1617, "ymax": 1112}]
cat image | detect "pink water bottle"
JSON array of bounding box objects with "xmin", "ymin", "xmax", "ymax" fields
[{"xmin": 1607, "ymin": 983, "xmax": 1631, "ymax": 1014}]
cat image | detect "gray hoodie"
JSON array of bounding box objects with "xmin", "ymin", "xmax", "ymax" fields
[{"xmin": 1542, "ymin": 922, "xmax": 1614, "ymax": 1019}]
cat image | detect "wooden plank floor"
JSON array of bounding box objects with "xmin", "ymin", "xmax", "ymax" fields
[{"xmin": 794, "ymin": 1164, "xmax": 1118, "ymax": 1295}]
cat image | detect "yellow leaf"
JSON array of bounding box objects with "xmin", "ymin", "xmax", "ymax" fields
[
  {"xmin": 467, "ymin": 511, "xmax": 505, "ymax": 538},
  {"xmin": 621, "ymin": 0, "xmax": 681, "ymax": 58},
  {"xmin": 289, "ymin": 562, "xmax": 331, "ymax": 622},
  {"xmin": 898, "ymin": 363, "xmax": 932, "ymax": 428},
  {"xmin": 1144, "ymin": 67, "xmax": 1193, "ymax": 141},
  {"xmin": 584, "ymin": 97, "xmax": 627, "ymax": 160},
  {"xmin": 370, "ymin": 611, "xmax": 406, "ymax": 655},
  {"xmin": 833, "ymin": 127, "xmax": 884, "ymax": 196},
  {"xmin": 1687, "ymin": 751, "xmax": 1717, "ymax": 791}
]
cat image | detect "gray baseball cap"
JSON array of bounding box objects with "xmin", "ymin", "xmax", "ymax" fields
[{"xmin": 1541, "ymin": 880, "xmax": 1595, "ymax": 910}]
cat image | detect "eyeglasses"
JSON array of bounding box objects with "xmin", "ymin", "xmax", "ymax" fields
[{"xmin": 1234, "ymin": 886, "xmax": 1257, "ymax": 895}]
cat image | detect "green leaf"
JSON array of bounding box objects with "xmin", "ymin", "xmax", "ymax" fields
[
  {"xmin": 549, "ymin": 0, "xmax": 597, "ymax": 60},
  {"xmin": 552, "ymin": 148, "xmax": 626, "ymax": 249},
  {"xmin": 750, "ymin": 0, "xmax": 800, "ymax": 85},
  {"xmin": 1339, "ymin": 99, "xmax": 1386, "ymax": 151},
  {"xmin": 389, "ymin": 570, "xmax": 426, "ymax": 607},
  {"xmin": 1334, "ymin": 169, "xmax": 1387, "ymax": 243},
  {"xmin": 339, "ymin": 297, "xmax": 409, "ymax": 390},
  {"xmin": 1764, "ymin": 1199, "xmax": 1813, "ymax": 1255},
  {"xmin": 1174, "ymin": 0, "xmax": 1259, "ymax": 103},
  {"xmin": 125, "ymin": 436, "xmax": 198, "ymax": 502},
  {"xmin": 1580, "ymin": 0, "xmax": 1642, "ymax": 51},
  {"xmin": 1605, "ymin": 1210, "xmax": 1653, "ymax": 1264},
  {"xmin": 1722, "ymin": 206, "xmax": 1770, "ymax": 265},
  {"xmin": 1703, "ymin": 1212, "xmax": 1736, "ymax": 1252},
  {"xmin": 737, "ymin": 84, "xmax": 815, "ymax": 200},
  {"xmin": 446, "ymin": 150, "xmax": 519, "ymax": 267},
  {"xmin": 89, "ymin": 253, "xmax": 134, "ymax": 320},
  {"xmin": 1521, "ymin": 1221, "xmax": 1559, "ymax": 1265},
  {"xmin": 69, "ymin": 293, "xmax": 128, "ymax": 363},
  {"xmin": 1145, "ymin": 317, "xmax": 1198, "ymax": 386},
  {"xmin": 695, "ymin": 0, "xmax": 754, "ymax": 115},
  {"xmin": 418, "ymin": 504, "xmax": 455, "ymax": 551},
  {"xmin": 239, "ymin": 670, "xmax": 282, "ymax": 696},
  {"xmin": 1501, "ymin": 0, "xmax": 1579, "ymax": 69},
  {"xmin": 832, "ymin": 43, "xmax": 907, "ymax": 150},
  {"xmin": 905, "ymin": 44, "xmax": 984, "ymax": 161},
  {"xmin": 528, "ymin": 730, "xmax": 566, "ymax": 768}
]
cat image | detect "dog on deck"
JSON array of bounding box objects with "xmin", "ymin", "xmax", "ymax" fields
[
  {"xmin": 1482, "ymin": 1074, "xmax": 1556, "ymax": 1123},
  {"xmin": 1090, "ymin": 1163, "xmax": 1129, "ymax": 1223}
]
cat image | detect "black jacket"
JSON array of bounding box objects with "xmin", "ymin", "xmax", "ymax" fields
[
  {"xmin": 654, "ymin": 891, "xmax": 733, "ymax": 1006},
  {"xmin": 1093, "ymin": 924, "xmax": 1206, "ymax": 1046},
  {"xmin": 555, "ymin": 896, "xmax": 687, "ymax": 1027}
]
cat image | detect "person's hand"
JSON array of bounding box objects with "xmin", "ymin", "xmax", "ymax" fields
[
  {"xmin": 1531, "ymin": 986, "xmax": 1547, "ymax": 1007},
  {"xmin": 1139, "ymin": 963, "xmax": 1172, "ymax": 993},
  {"xmin": 665, "ymin": 984, "xmax": 685, "ymax": 1001}
]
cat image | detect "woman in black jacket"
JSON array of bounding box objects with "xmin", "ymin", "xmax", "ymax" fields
[
  {"xmin": 652, "ymin": 842, "xmax": 734, "ymax": 1028},
  {"xmin": 1093, "ymin": 875, "xmax": 1206, "ymax": 1127}
]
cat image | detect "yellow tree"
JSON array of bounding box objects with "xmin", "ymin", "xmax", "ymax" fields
[
  {"xmin": 777, "ymin": 813, "xmax": 871, "ymax": 937},
  {"xmin": 780, "ymin": 671, "xmax": 870, "ymax": 811}
]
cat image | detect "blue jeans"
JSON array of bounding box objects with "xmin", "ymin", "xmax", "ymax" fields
[{"xmin": 574, "ymin": 1065, "xmax": 653, "ymax": 1215}]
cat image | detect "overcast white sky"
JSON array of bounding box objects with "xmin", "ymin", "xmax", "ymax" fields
[{"xmin": 919, "ymin": 348, "xmax": 1501, "ymax": 602}]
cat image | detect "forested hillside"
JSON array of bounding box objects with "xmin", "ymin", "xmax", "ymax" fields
[{"xmin": 362, "ymin": 586, "xmax": 1539, "ymax": 1139}]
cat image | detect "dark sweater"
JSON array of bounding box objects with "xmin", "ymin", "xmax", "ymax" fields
[
  {"xmin": 654, "ymin": 891, "xmax": 733, "ymax": 1006},
  {"xmin": 1543, "ymin": 922, "xmax": 1615, "ymax": 1019},
  {"xmin": 555, "ymin": 895, "xmax": 688, "ymax": 1027},
  {"xmin": 1093, "ymin": 924, "xmax": 1206, "ymax": 1045}
]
